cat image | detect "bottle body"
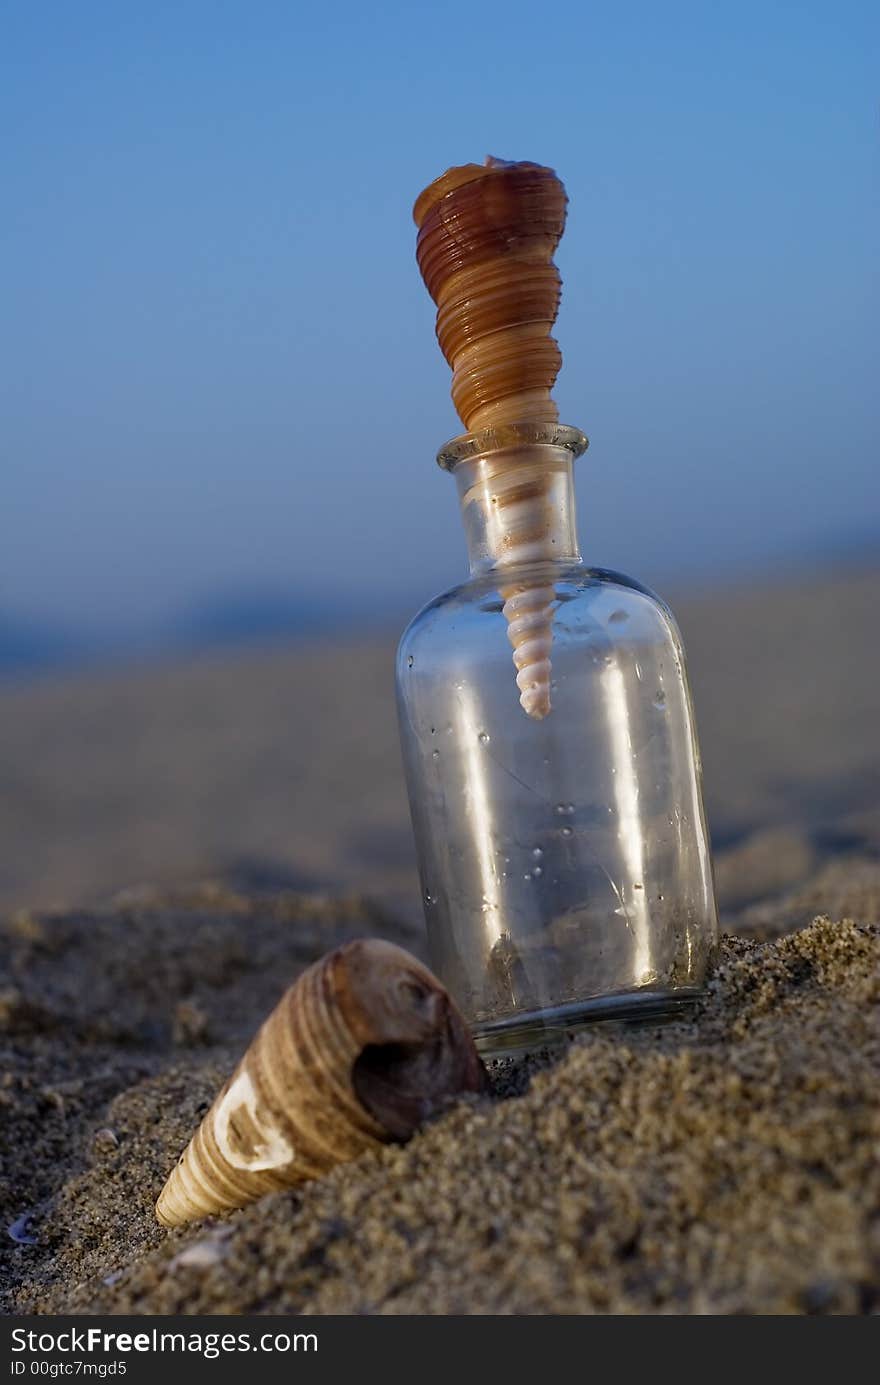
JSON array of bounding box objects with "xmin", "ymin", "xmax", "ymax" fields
[{"xmin": 396, "ymin": 561, "xmax": 718, "ymax": 1053}]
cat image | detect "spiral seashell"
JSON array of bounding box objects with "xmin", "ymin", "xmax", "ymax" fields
[
  {"xmin": 454, "ymin": 437, "xmax": 568, "ymax": 720},
  {"xmin": 413, "ymin": 157, "xmax": 566, "ymax": 434},
  {"xmin": 501, "ymin": 582, "xmax": 556, "ymax": 720},
  {"xmin": 414, "ymin": 158, "xmax": 570, "ymax": 719},
  {"xmin": 156, "ymin": 939, "xmax": 487, "ymax": 1228}
]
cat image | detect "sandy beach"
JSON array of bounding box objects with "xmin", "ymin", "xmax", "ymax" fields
[{"xmin": 2, "ymin": 568, "xmax": 879, "ymax": 1314}]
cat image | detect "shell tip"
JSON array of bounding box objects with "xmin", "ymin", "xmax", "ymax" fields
[{"xmin": 520, "ymin": 690, "xmax": 552, "ymax": 720}]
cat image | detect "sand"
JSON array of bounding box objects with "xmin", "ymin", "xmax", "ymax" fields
[{"xmin": 2, "ymin": 857, "xmax": 878, "ymax": 1316}]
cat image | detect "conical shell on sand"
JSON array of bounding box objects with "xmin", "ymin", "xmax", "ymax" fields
[
  {"xmin": 156, "ymin": 939, "xmax": 487, "ymax": 1228},
  {"xmin": 414, "ymin": 158, "xmax": 569, "ymax": 719}
]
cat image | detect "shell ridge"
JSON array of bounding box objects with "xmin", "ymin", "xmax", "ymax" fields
[
  {"xmin": 280, "ymin": 972, "xmax": 362, "ymax": 1171},
  {"xmin": 305, "ymin": 954, "xmax": 388, "ymax": 1142}
]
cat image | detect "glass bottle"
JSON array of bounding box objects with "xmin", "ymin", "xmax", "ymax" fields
[{"xmin": 396, "ymin": 421, "xmax": 718, "ymax": 1056}]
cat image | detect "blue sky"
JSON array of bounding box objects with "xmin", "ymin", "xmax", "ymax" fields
[{"xmin": 2, "ymin": 0, "xmax": 878, "ymax": 635}]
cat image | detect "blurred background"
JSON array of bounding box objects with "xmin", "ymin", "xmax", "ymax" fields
[{"xmin": 2, "ymin": 1, "xmax": 878, "ymax": 921}]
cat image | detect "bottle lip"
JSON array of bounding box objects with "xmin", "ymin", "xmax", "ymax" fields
[{"xmin": 436, "ymin": 421, "xmax": 589, "ymax": 471}]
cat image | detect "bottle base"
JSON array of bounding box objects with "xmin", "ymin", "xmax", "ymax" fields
[{"xmin": 472, "ymin": 986, "xmax": 703, "ymax": 1060}]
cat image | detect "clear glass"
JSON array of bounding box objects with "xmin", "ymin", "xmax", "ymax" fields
[{"xmin": 396, "ymin": 424, "xmax": 718, "ymax": 1055}]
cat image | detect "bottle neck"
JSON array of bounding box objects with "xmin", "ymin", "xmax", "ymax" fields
[{"xmin": 439, "ymin": 423, "xmax": 587, "ymax": 578}]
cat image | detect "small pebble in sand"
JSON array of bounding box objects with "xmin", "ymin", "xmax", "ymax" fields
[
  {"xmin": 0, "ymin": 988, "xmax": 32, "ymax": 1033},
  {"xmin": 172, "ymin": 999, "xmax": 211, "ymax": 1046},
  {"xmin": 92, "ymin": 1128, "xmax": 120, "ymax": 1154},
  {"xmin": 170, "ymin": 1229, "xmax": 234, "ymax": 1272},
  {"xmin": 8, "ymin": 1214, "xmax": 37, "ymax": 1246}
]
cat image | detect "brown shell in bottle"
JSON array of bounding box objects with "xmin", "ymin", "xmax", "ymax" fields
[
  {"xmin": 155, "ymin": 939, "xmax": 487, "ymax": 1228},
  {"xmin": 414, "ymin": 158, "xmax": 571, "ymax": 719}
]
